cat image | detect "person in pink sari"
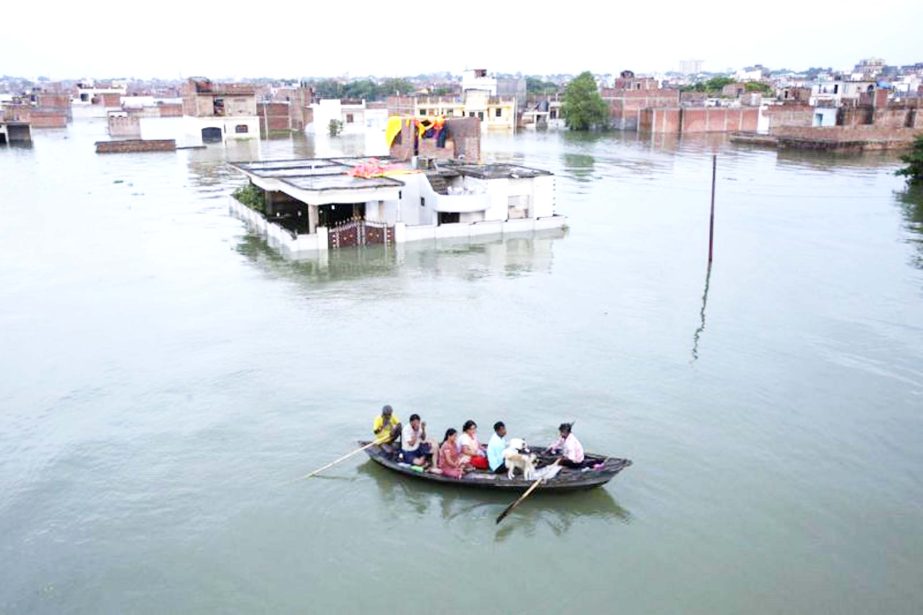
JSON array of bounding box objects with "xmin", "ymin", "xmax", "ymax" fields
[{"xmin": 438, "ymin": 428, "xmax": 469, "ymax": 479}]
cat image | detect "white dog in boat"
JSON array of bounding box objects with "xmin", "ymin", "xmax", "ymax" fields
[{"xmin": 502, "ymin": 438, "xmax": 537, "ymax": 480}]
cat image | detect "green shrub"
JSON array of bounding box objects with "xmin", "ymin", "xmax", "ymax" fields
[
  {"xmin": 896, "ymin": 135, "xmax": 923, "ymax": 185},
  {"xmin": 232, "ymin": 183, "xmax": 265, "ymax": 212}
]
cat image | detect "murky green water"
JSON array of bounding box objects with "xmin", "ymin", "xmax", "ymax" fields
[{"xmin": 2, "ymin": 120, "xmax": 922, "ymax": 613}]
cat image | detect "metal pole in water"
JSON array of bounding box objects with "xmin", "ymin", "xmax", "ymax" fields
[{"xmin": 709, "ymin": 154, "xmax": 716, "ymax": 263}]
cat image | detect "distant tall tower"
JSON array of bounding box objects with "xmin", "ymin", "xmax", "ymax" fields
[{"xmin": 680, "ymin": 60, "xmax": 704, "ymax": 75}]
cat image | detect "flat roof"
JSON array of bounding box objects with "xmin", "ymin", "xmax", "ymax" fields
[
  {"xmin": 231, "ymin": 157, "xmax": 553, "ymax": 194},
  {"xmin": 232, "ymin": 157, "xmax": 405, "ymax": 193},
  {"xmin": 443, "ymin": 162, "xmax": 553, "ymax": 179}
]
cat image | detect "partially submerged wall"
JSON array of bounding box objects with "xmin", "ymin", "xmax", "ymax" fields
[{"xmin": 95, "ymin": 139, "xmax": 176, "ymax": 153}]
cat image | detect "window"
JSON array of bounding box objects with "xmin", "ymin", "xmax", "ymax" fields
[
  {"xmin": 478, "ymin": 112, "xmax": 484, "ymax": 121},
  {"xmin": 420, "ymin": 109, "xmax": 426, "ymax": 116},
  {"xmin": 495, "ymin": 108, "xmax": 502, "ymax": 117},
  {"xmin": 235, "ymin": 124, "xmax": 249, "ymax": 133},
  {"xmin": 420, "ymin": 197, "xmax": 426, "ymax": 207},
  {"xmin": 469, "ymin": 112, "xmax": 475, "ymax": 118},
  {"xmin": 550, "ymin": 109, "xmax": 557, "ymax": 119},
  {"xmin": 833, "ymin": 84, "xmax": 839, "ymax": 94},
  {"xmin": 346, "ymin": 113, "xmax": 354, "ymax": 123}
]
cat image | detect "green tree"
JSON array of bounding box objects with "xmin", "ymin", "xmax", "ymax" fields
[
  {"xmin": 563, "ymin": 71, "xmax": 609, "ymax": 131},
  {"xmin": 744, "ymin": 81, "xmax": 772, "ymax": 94},
  {"xmin": 704, "ymin": 76, "xmax": 735, "ymax": 91},
  {"xmin": 896, "ymin": 135, "xmax": 923, "ymax": 185},
  {"xmin": 343, "ymin": 79, "xmax": 379, "ymax": 100},
  {"xmin": 314, "ymin": 79, "xmax": 344, "ymax": 99},
  {"xmin": 328, "ymin": 119, "xmax": 343, "ymax": 137},
  {"xmin": 379, "ymin": 78, "xmax": 415, "ymax": 96},
  {"xmin": 527, "ymin": 76, "xmax": 560, "ymax": 95}
]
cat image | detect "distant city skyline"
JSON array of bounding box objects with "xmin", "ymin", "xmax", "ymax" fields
[{"xmin": 4, "ymin": 0, "xmax": 922, "ymax": 80}]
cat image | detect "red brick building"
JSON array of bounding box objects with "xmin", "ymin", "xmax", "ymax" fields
[{"xmin": 601, "ymin": 88, "xmax": 680, "ymax": 130}]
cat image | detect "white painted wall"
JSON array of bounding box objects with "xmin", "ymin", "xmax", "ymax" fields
[
  {"xmin": 812, "ymin": 107, "xmax": 837, "ymax": 127},
  {"xmin": 141, "ymin": 116, "xmax": 259, "ymax": 146}
]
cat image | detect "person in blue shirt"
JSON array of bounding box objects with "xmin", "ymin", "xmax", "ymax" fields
[{"xmin": 487, "ymin": 421, "xmax": 508, "ymax": 474}]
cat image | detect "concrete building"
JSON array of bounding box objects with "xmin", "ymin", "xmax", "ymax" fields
[
  {"xmin": 389, "ymin": 70, "xmax": 518, "ymax": 132},
  {"xmin": 180, "ymin": 78, "xmax": 259, "ymax": 145},
  {"xmin": 810, "ymin": 79, "xmax": 876, "ymax": 107},
  {"xmin": 257, "ymin": 84, "xmax": 313, "ymax": 132},
  {"xmin": 228, "ymin": 157, "xmax": 563, "ymax": 256},
  {"xmin": 812, "ymin": 107, "xmax": 838, "ymax": 127},
  {"xmin": 520, "ymin": 97, "xmax": 565, "ymax": 130},
  {"xmin": 0, "ymin": 90, "xmax": 70, "ymax": 129},
  {"xmin": 680, "ymin": 60, "xmax": 704, "ymax": 75},
  {"xmin": 0, "ymin": 118, "xmax": 32, "ymax": 145},
  {"xmin": 73, "ymin": 80, "xmax": 127, "ymax": 106},
  {"xmin": 307, "ymin": 99, "xmax": 389, "ymax": 135}
]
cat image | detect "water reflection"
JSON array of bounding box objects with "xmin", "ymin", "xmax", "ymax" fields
[
  {"xmin": 776, "ymin": 148, "xmax": 903, "ymax": 172},
  {"xmin": 234, "ymin": 228, "xmax": 566, "ymax": 285},
  {"xmin": 691, "ymin": 262, "xmax": 713, "ymax": 361},
  {"xmin": 895, "ymin": 185, "xmax": 923, "ymax": 270},
  {"xmin": 355, "ymin": 460, "xmax": 630, "ymax": 537},
  {"xmin": 563, "ymin": 153, "xmax": 595, "ymax": 184}
]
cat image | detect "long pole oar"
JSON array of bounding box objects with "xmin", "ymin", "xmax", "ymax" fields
[
  {"xmin": 495, "ymin": 460, "xmax": 559, "ymax": 525},
  {"xmin": 300, "ymin": 440, "xmax": 380, "ymax": 480}
]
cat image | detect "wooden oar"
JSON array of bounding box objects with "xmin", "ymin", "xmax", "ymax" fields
[
  {"xmin": 495, "ymin": 460, "xmax": 559, "ymax": 524},
  {"xmin": 299, "ymin": 440, "xmax": 380, "ymax": 480}
]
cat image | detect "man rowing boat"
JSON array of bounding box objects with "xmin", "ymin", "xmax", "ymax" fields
[{"xmin": 372, "ymin": 405, "xmax": 401, "ymax": 446}]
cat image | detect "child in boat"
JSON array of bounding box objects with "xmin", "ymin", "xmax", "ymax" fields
[{"xmin": 547, "ymin": 422, "xmax": 586, "ymax": 468}]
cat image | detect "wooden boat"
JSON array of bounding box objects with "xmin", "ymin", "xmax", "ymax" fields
[{"xmin": 359, "ymin": 441, "xmax": 632, "ymax": 492}]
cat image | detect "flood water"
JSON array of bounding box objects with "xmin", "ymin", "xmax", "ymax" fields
[{"xmin": 2, "ymin": 120, "xmax": 922, "ymax": 614}]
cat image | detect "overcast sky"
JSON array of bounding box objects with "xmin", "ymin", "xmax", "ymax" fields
[{"xmin": 4, "ymin": 1, "xmax": 922, "ymax": 80}]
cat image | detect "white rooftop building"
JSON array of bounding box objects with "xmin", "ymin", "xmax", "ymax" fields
[{"xmin": 229, "ymin": 157, "xmax": 564, "ymax": 256}]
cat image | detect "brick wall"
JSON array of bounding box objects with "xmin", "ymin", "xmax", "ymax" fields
[
  {"xmin": 258, "ymin": 102, "xmax": 292, "ymax": 134},
  {"xmin": 602, "ymin": 88, "xmax": 680, "ymax": 130},
  {"xmin": 772, "ymin": 125, "xmax": 923, "ymax": 142},
  {"xmin": 95, "ymin": 139, "xmax": 176, "ymax": 153},
  {"xmin": 641, "ymin": 107, "xmax": 758, "ymax": 133},
  {"xmin": 389, "ymin": 116, "xmax": 480, "ymax": 162},
  {"xmin": 36, "ymin": 93, "xmax": 71, "ymax": 112},
  {"xmin": 99, "ymin": 93, "xmax": 122, "ymax": 107},
  {"xmin": 108, "ymin": 114, "xmax": 141, "ymax": 137},
  {"xmin": 446, "ymin": 117, "xmax": 480, "ymax": 161},
  {"xmin": 839, "ymin": 106, "xmax": 874, "ymax": 127},
  {"xmin": 764, "ymin": 104, "xmax": 813, "ymax": 130},
  {"xmin": 386, "ymin": 96, "xmax": 417, "ymax": 116},
  {"xmin": 639, "ymin": 108, "xmax": 681, "ymax": 133},
  {"xmin": 28, "ymin": 109, "xmax": 68, "ymax": 128},
  {"xmin": 158, "ymin": 103, "xmax": 183, "ymax": 117}
]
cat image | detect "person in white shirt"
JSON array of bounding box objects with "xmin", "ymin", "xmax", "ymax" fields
[
  {"xmin": 401, "ymin": 414, "xmax": 436, "ymax": 467},
  {"xmin": 547, "ymin": 422, "xmax": 586, "ymax": 469}
]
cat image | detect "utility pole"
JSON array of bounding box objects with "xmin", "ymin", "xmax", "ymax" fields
[{"xmin": 709, "ymin": 154, "xmax": 716, "ymax": 263}]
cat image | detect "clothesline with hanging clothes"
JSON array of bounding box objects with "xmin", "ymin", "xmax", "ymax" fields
[
  {"xmin": 347, "ymin": 158, "xmax": 422, "ymax": 179},
  {"xmin": 385, "ymin": 116, "xmax": 449, "ymax": 148}
]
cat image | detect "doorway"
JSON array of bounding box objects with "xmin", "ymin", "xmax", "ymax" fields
[
  {"xmin": 201, "ymin": 127, "xmax": 223, "ymax": 143},
  {"xmin": 318, "ymin": 203, "xmax": 365, "ymax": 228}
]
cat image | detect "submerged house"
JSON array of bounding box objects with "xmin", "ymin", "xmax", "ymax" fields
[
  {"xmin": 228, "ymin": 115, "xmax": 564, "ymax": 256},
  {"xmin": 229, "ymin": 156, "xmax": 562, "ymax": 255},
  {"xmin": 181, "ymin": 78, "xmax": 259, "ymax": 145}
]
